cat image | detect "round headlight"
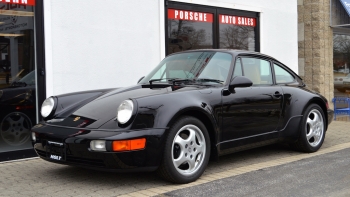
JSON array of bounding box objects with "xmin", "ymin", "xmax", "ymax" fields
[
  {"xmin": 117, "ymin": 100, "xmax": 134, "ymax": 124},
  {"xmin": 41, "ymin": 97, "xmax": 55, "ymax": 118}
]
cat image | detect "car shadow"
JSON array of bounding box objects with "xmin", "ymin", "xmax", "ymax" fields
[{"xmin": 41, "ymin": 143, "xmax": 295, "ymax": 186}]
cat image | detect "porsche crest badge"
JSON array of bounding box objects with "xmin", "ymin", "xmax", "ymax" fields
[{"xmin": 73, "ymin": 116, "xmax": 80, "ymax": 121}]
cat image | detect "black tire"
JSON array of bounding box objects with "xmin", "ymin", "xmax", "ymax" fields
[
  {"xmin": 157, "ymin": 116, "xmax": 210, "ymax": 183},
  {"xmin": 0, "ymin": 112, "xmax": 32, "ymax": 146},
  {"xmin": 290, "ymin": 104, "xmax": 326, "ymax": 153}
]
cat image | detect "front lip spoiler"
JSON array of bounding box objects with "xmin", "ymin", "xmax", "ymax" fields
[{"xmin": 38, "ymin": 156, "xmax": 158, "ymax": 172}]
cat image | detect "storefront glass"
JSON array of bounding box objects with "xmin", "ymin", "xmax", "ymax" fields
[
  {"xmin": 219, "ymin": 14, "xmax": 256, "ymax": 50},
  {"xmin": 333, "ymin": 34, "xmax": 350, "ymax": 96},
  {"xmin": 166, "ymin": 3, "xmax": 259, "ymax": 55},
  {"xmin": 167, "ymin": 9, "xmax": 213, "ymax": 54},
  {"xmin": 0, "ymin": 1, "xmax": 36, "ymax": 154},
  {"xmin": 333, "ymin": 33, "xmax": 350, "ymax": 121}
]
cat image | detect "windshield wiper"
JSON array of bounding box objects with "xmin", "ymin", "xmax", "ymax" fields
[
  {"xmin": 11, "ymin": 81, "xmax": 27, "ymax": 87},
  {"xmin": 195, "ymin": 78, "xmax": 224, "ymax": 84},
  {"xmin": 170, "ymin": 78, "xmax": 194, "ymax": 85},
  {"xmin": 149, "ymin": 78, "xmax": 181, "ymax": 85}
]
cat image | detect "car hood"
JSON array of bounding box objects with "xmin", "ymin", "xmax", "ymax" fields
[
  {"xmin": 47, "ymin": 84, "xmax": 210, "ymax": 129},
  {"xmin": 0, "ymin": 85, "xmax": 35, "ymax": 103}
]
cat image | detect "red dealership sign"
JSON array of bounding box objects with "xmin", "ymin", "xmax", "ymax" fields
[
  {"xmin": 219, "ymin": 14, "xmax": 256, "ymax": 27},
  {"xmin": 168, "ymin": 9, "xmax": 213, "ymax": 23},
  {"xmin": 0, "ymin": 0, "xmax": 35, "ymax": 6}
]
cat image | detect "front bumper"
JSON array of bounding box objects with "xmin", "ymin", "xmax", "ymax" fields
[
  {"xmin": 31, "ymin": 124, "xmax": 167, "ymax": 172},
  {"xmin": 327, "ymin": 109, "xmax": 334, "ymax": 127}
]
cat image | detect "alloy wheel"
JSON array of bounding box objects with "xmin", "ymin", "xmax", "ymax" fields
[
  {"xmin": 1, "ymin": 112, "xmax": 32, "ymax": 146},
  {"xmin": 171, "ymin": 124, "xmax": 206, "ymax": 176},
  {"xmin": 305, "ymin": 109, "xmax": 324, "ymax": 147}
]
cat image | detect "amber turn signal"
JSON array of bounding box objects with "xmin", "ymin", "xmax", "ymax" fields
[{"xmin": 112, "ymin": 138, "xmax": 146, "ymax": 152}]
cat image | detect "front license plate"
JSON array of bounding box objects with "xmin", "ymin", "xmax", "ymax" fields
[
  {"xmin": 49, "ymin": 154, "xmax": 62, "ymax": 161},
  {"xmin": 46, "ymin": 141, "xmax": 66, "ymax": 161}
]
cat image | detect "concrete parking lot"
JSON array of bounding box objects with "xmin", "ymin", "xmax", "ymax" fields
[{"xmin": 0, "ymin": 120, "xmax": 350, "ymax": 197}]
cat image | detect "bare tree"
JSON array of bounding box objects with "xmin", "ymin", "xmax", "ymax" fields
[
  {"xmin": 220, "ymin": 26, "xmax": 253, "ymax": 50},
  {"xmin": 168, "ymin": 20, "xmax": 208, "ymax": 53},
  {"xmin": 333, "ymin": 35, "xmax": 350, "ymax": 70}
]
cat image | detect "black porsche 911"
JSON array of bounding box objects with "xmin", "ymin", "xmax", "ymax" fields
[{"xmin": 31, "ymin": 50, "xmax": 333, "ymax": 183}]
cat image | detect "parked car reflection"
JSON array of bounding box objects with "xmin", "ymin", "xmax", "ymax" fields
[
  {"xmin": 0, "ymin": 70, "xmax": 36, "ymax": 148},
  {"xmin": 334, "ymin": 73, "xmax": 350, "ymax": 93}
]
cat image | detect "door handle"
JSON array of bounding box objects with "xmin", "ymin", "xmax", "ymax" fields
[{"xmin": 273, "ymin": 91, "xmax": 282, "ymax": 98}]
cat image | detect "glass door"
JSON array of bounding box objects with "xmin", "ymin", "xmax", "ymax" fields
[{"xmin": 0, "ymin": 1, "xmax": 36, "ymax": 155}]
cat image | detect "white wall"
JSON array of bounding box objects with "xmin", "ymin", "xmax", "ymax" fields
[
  {"xmin": 44, "ymin": 0, "xmax": 297, "ymax": 96},
  {"xmin": 44, "ymin": 0, "xmax": 164, "ymax": 96}
]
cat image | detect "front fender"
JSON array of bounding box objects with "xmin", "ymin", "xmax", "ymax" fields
[{"xmin": 132, "ymin": 90, "xmax": 220, "ymax": 129}]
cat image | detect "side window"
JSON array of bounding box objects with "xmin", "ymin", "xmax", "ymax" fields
[
  {"xmin": 233, "ymin": 58, "xmax": 243, "ymax": 77},
  {"xmin": 273, "ymin": 63, "xmax": 295, "ymax": 84},
  {"xmin": 241, "ymin": 57, "xmax": 273, "ymax": 85}
]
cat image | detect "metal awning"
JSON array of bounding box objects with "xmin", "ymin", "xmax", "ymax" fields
[
  {"xmin": 331, "ymin": 0, "xmax": 350, "ymax": 32},
  {"xmin": 339, "ymin": 0, "xmax": 350, "ymax": 16}
]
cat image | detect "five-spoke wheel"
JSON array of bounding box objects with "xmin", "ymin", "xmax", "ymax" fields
[
  {"xmin": 172, "ymin": 124, "xmax": 206, "ymax": 176},
  {"xmin": 0, "ymin": 112, "xmax": 32, "ymax": 146},
  {"xmin": 158, "ymin": 116, "xmax": 210, "ymax": 183},
  {"xmin": 290, "ymin": 104, "xmax": 326, "ymax": 153},
  {"xmin": 305, "ymin": 109, "xmax": 324, "ymax": 147}
]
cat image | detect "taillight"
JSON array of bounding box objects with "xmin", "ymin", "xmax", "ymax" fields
[
  {"xmin": 340, "ymin": 78, "xmax": 343, "ymax": 81},
  {"xmin": 16, "ymin": 105, "xmax": 34, "ymax": 110},
  {"xmin": 335, "ymin": 78, "xmax": 338, "ymax": 81},
  {"xmin": 326, "ymin": 102, "xmax": 329, "ymax": 109}
]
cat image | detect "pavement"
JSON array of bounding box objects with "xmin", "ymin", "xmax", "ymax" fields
[
  {"xmin": 160, "ymin": 148, "xmax": 350, "ymax": 197},
  {"xmin": 0, "ymin": 120, "xmax": 350, "ymax": 197}
]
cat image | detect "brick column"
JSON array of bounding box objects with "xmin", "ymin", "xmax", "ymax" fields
[{"xmin": 298, "ymin": 0, "xmax": 334, "ymax": 107}]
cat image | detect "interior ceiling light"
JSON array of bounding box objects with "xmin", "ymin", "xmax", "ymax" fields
[
  {"xmin": 0, "ymin": 33, "xmax": 24, "ymax": 37},
  {"xmin": 0, "ymin": 10, "xmax": 34, "ymax": 17}
]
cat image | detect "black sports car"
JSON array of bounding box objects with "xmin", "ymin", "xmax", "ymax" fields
[{"xmin": 31, "ymin": 50, "xmax": 333, "ymax": 183}]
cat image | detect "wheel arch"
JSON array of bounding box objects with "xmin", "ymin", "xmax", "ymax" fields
[{"xmin": 303, "ymin": 97, "xmax": 329, "ymax": 130}]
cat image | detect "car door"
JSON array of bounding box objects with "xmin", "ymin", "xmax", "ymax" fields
[{"xmin": 220, "ymin": 56, "xmax": 283, "ymax": 150}]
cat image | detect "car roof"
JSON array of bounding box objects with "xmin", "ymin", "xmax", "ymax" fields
[
  {"xmin": 167, "ymin": 49, "xmax": 302, "ymax": 81},
  {"xmin": 168, "ymin": 49, "xmax": 276, "ymax": 60}
]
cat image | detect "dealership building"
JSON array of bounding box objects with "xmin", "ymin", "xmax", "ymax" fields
[{"xmin": 0, "ymin": 0, "xmax": 347, "ymax": 161}]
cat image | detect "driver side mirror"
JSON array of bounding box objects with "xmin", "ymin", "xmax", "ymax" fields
[
  {"xmin": 229, "ymin": 76, "xmax": 253, "ymax": 93},
  {"xmin": 137, "ymin": 76, "xmax": 145, "ymax": 84}
]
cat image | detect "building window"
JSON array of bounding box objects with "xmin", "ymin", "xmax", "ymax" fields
[
  {"xmin": 333, "ymin": 34, "xmax": 350, "ymax": 95},
  {"xmin": 166, "ymin": 2, "xmax": 260, "ymax": 55},
  {"xmin": 167, "ymin": 9, "xmax": 214, "ymax": 54},
  {"xmin": 219, "ymin": 14, "xmax": 256, "ymax": 50}
]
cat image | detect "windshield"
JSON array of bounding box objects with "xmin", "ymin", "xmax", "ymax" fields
[
  {"xmin": 18, "ymin": 70, "xmax": 36, "ymax": 85},
  {"xmin": 140, "ymin": 52, "xmax": 232, "ymax": 84}
]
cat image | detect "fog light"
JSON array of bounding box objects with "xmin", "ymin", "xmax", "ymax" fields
[
  {"xmin": 90, "ymin": 140, "xmax": 106, "ymax": 151},
  {"xmin": 31, "ymin": 132, "xmax": 36, "ymax": 141}
]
